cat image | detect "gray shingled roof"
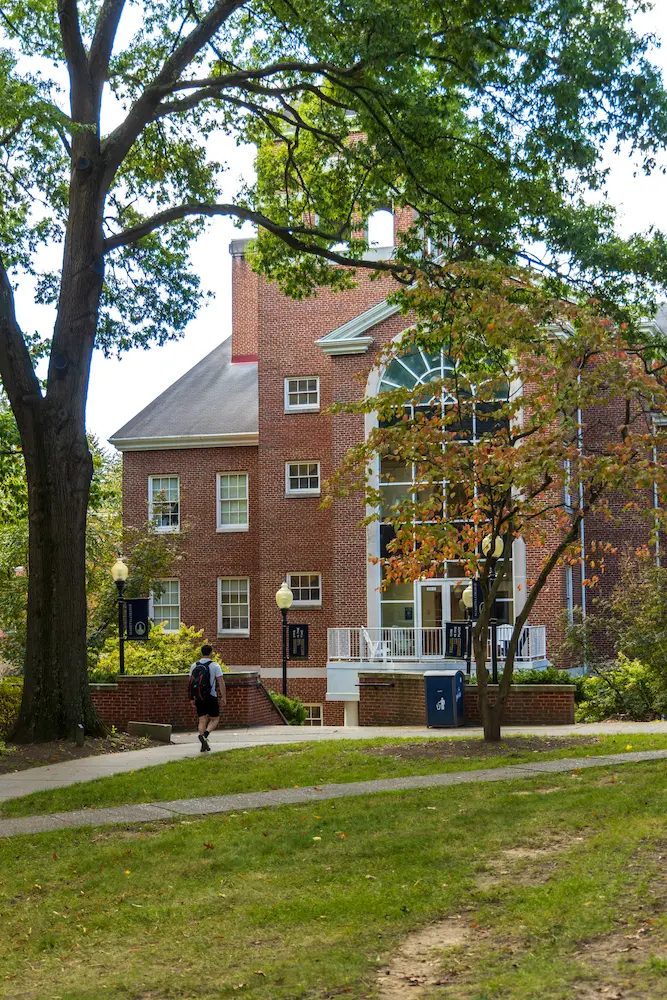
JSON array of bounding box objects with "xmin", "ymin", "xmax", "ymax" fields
[{"xmin": 109, "ymin": 338, "xmax": 258, "ymax": 448}]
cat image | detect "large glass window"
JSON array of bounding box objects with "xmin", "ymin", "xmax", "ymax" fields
[
  {"xmin": 149, "ymin": 475, "xmax": 180, "ymax": 531},
  {"xmin": 218, "ymin": 577, "xmax": 250, "ymax": 634},
  {"xmin": 377, "ymin": 347, "xmax": 513, "ymax": 626},
  {"xmin": 217, "ymin": 473, "xmax": 249, "ymax": 531},
  {"xmin": 151, "ymin": 579, "xmax": 180, "ymax": 632}
]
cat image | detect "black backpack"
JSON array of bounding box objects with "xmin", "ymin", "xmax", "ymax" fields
[{"xmin": 188, "ymin": 659, "xmax": 211, "ymax": 701}]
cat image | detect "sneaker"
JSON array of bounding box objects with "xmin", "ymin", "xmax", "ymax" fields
[{"xmin": 198, "ymin": 733, "xmax": 210, "ymax": 752}]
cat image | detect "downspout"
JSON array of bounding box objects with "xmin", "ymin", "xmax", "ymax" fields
[
  {"xmin": 564, "ymin": 458, "xmax": 574, "ymax": 623},
  {"xmin": 653, "ymin": 443, "xmax": 661, "ymax": 567},
  {"xmin": 577, "ymin": 384, "xmax": 586, "ymax": 621}
]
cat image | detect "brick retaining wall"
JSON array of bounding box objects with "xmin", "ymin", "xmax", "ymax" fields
[
  {"xmin": 358, "ymin": 673, "xmax": 575, "ymax": 727},
  {"xmin": 90, "ymin": 672, "xmax": 286, "ymax": 731}
]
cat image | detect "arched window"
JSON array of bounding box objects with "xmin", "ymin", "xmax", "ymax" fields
[{"xmin": 376, "ymin": 346, "xmax": 514, "ymax": 628}]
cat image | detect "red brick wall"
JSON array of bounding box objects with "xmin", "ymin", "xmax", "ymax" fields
[
  {"xmin": 463, "ymin": 684, "xmax": 575, "ymax": 725},
  {"xmin": 90, "ymin": 672, "xmax": 285, "ymax": 731},
  {"xmin": 358, "ymin": 672, "xmax": 426, "ymax": 726},
  {"xmin": 231, "ymin": 244, "xmax": 259, "ymax": 360},
  {"xmin": 254, "ymin": 257, "xmax": 407, "ymax": 673},
  {"xmin": 122, "ymin": 445, "xmax": 261, "ymax": 666},
  {"xmin": 358, "ymin": 673, "xmax": 575, "ymax": 726}
]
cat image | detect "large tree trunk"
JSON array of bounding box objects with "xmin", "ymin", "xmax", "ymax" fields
[
  {"xmin": 472, "ymin": 617, "xmax": 505, "ymax": 742},
  {"xmin": 12, "ymin": 401, "xmax": 103, "ymax": 741},
  {"xmin": 481, "ymin": 699, "xmax": 502, "ymax": 742},
  {"xmin": 8, "ymin": 127, "xmax": 107, "ymax": 740}
]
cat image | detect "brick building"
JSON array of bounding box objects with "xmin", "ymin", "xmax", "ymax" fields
[{"xmin": 110, "ymin": 225, "xmax": 662, "ymax": 726}]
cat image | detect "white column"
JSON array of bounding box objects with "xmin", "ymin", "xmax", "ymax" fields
[{"xmin": 344, "ymin": 701, "xmax": 359, "ymax": 727}]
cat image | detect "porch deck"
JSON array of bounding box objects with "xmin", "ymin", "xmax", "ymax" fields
[{"xmin": 327, "ymin": 624, "xmax": 547, "ymax": 665}]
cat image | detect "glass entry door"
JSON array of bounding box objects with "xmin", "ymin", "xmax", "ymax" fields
[{"xmin": 419, "ymin": 581, "xmax": 467, "ymax": 657}]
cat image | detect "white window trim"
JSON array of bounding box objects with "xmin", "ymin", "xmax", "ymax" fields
[
  {"xmin": 303, "ymin": 703, "xmax": 324, "ymax": 726},
  {"xmin": 149, "ymin": 578, "xmax": 181, "ymax": 633},
  {"xmin": 216, "ymin": 472, "xmax": 249, "ymax": 532},
  {"xmin": 284, "ymin": 376, "xmax": 320, "ymax": 413},
  {"xmin": 287, "ymin": 572, "xmax": 322, "ymax": 608},
  {"xmin": 285, "ymin": 461, "xmax": 321, "ymax": 497},
  {"xmin": 148, "ymin": 475, "xmax": 180, "ymax": 533},
  {"xmin": 217, "ymin": 576, "xmax": 250, "ymax": 637}
]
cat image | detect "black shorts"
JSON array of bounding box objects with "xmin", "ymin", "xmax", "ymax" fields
[{"xmin": 194, "ymin": 695, "xmax": 220, "ymax": 719}]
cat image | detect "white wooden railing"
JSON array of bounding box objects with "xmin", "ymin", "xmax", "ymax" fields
[{"xmin": 327, "ymin": 624, "xmax": 547, "ymax": 664}]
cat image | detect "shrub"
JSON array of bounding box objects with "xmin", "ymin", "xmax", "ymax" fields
[
  {"xmin": 90, "ymin": 623, "xmax": 226, "ymax": 682},
  {"xmin": 0, "ymin": 677, "xmax": 22, "ymax": 736},
  {"xmin": 268, "ymin": 691, "xmax": 307, "ymax": 725},
  {"xmin": 575, "ymin": 656, "xmax": 661, "ymax": 722},
  {"xmin": 511, "ymin": 667, "xmax": 587, "ymax": 703}
]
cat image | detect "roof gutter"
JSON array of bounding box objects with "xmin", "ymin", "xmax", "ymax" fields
[{"xmin": 109, "ymin": 432, "xmax": 259, "ymax": 452}]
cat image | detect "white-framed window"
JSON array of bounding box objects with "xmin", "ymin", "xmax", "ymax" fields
[
  {"xmin": 217, "ymin": 472, "xmax": 249, "ymax": 531},
  {"xmin": 304, "ymin": 703, "xmax": 323, "ymax": 726},
  {"xmin": 218, "ymin": 577, "xmax": 250, "ymax": 635},
  {"xmin": 284, "ymin": 376, "xmax": 320, "ymax": 412},
  {"xmin": 148, "ymin": 475, "xmax": 180, "ymax": 532},
  {"xmin": 150, "ymin": 579, "xmax": 180, "ymax": 633},
  {"xmin": 285, "ymin": 461, "xmax": 320, "ymax": 496},
  {"xmin": 287, "ymin": 573, "xmax": 322, "ymax": 608}
]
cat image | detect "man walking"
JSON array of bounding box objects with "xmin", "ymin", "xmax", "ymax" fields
[{"xmin": 188, "ymin": 644, "xmax": 226, "ymax": 752}]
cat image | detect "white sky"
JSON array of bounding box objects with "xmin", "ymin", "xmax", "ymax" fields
[{"xmin": 10, "ymin": 5, "xmax": 667, "ymax": 445}]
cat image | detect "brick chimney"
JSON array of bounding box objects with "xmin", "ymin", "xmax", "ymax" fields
[{"xmin": 229, "ymin": 239, "xmax": 259, "ymax": 363}]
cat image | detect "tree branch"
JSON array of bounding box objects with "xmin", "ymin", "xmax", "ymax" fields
[
  {"xmin": 155, "ymin": 59, "xmax": 364, "ymax": 96},
  {"xmin": 57, "ymin": 0, "xmax": 93, "ymax": 122},
  {"xmin": 102, "ymin": 0, "xmax": 248, "ymax": 184},
  {"xmin": 0, "ymin": 258, "xmax": 42, "ymax": 407},
  {"xmin": 89, "ymin": 0, "xmax": 127, "ymax": 92},
  {"xmin": 101, "ymin": 201, "xmax": 414, "ymax": 280}
]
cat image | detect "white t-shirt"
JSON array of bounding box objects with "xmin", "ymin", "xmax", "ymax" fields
[{"xmin": 189, "ymin": 659, "xmax": 224, "ymax": 697}]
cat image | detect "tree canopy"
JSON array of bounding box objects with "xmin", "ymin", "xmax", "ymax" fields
[{"xmin": 1, "ymin": 0, "xmax": 667, "ymax": 342}]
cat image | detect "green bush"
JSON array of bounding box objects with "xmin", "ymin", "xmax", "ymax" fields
[
  {"xmin": 511, "ymin": 667, "xmax": 587, "ymax": 703},
  {"xmin": 0, "ymin": 677, "xmax": 22, "ymax": 736},
  {"xmin": 575, "ymin": 656, "xmax": 661, "ymax": 722},
  {"xmin": 268, "ymin": 691, "xmax": 307, "ymax": 725},
  {"xmin": 89, "ymin": 623, "xmax": 226, "ymax": 682}
]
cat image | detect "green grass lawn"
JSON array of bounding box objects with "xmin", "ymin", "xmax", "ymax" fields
[
  {"xmin": 0, "ymin": 761, "xmax": 665, "ymax": 1000},
  {"xmin": 2, "ymin": 731, "xmax": 666, "ymax": 820}
]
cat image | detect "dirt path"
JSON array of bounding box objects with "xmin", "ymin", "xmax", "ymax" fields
[{"xmin": 0, "ymin": 733, "xmax": 162, "ymax": 774}]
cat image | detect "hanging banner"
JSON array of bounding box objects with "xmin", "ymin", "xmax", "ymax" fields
[
  {"xmin": 288, "ymin": 624, "xmax": 308, "ymax": 660},
  {"xmin": 445, "ymin": 622, "xmax": 467, "ymax": 659},
  {"xmin": 472, "ymin": 579, "xmax": 484, "ymax": 620},
  {"xmin": 125, "ymin": 598, "xmax": 150, "ymax": 640}
]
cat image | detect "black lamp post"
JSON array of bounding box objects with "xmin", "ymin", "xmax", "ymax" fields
[
  {"xmin": 275, "ymin": 581, "xmax": 294, "ymax": 696},
  {"xmin": 461, "ymin": 583, "xmax": 474, "ymax": 676},
  {"xmin": 111, "ymin": 557, "xmax": 129, "ymax": 675},
  {"xmin": 482, "ymin": 535, "xmax": 504, "ymax": 685}
]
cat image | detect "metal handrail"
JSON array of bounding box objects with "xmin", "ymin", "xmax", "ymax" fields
[{"xmin": 327, "ymin": 624, "xmax": 547, "ymax": 663}]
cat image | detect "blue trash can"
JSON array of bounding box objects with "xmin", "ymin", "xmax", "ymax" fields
[{"xmin": 424, "ymin": 670, "xmax": 465, "ymax": 728}]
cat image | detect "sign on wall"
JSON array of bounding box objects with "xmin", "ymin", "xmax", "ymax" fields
[
  {"xmin": 125, "ymin": 598, "xmax": 150, "ymax": 640},
  {"xmin": 288, "ymin": 624, "xmax": 308, "ymax": 660}
]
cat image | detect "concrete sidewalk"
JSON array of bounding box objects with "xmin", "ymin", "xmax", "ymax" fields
[
  {"xmin": 1, "ymin": 720, "xmax": 665, "ymax": 805},
  {"xmin": 0, "ymin": 748, "xmax": 665, "ymax": 839}
]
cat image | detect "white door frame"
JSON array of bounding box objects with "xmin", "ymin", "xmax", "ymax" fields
[{"xmin": 415, "ymin": 580, "xmax": 468, "ymax": 658}]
